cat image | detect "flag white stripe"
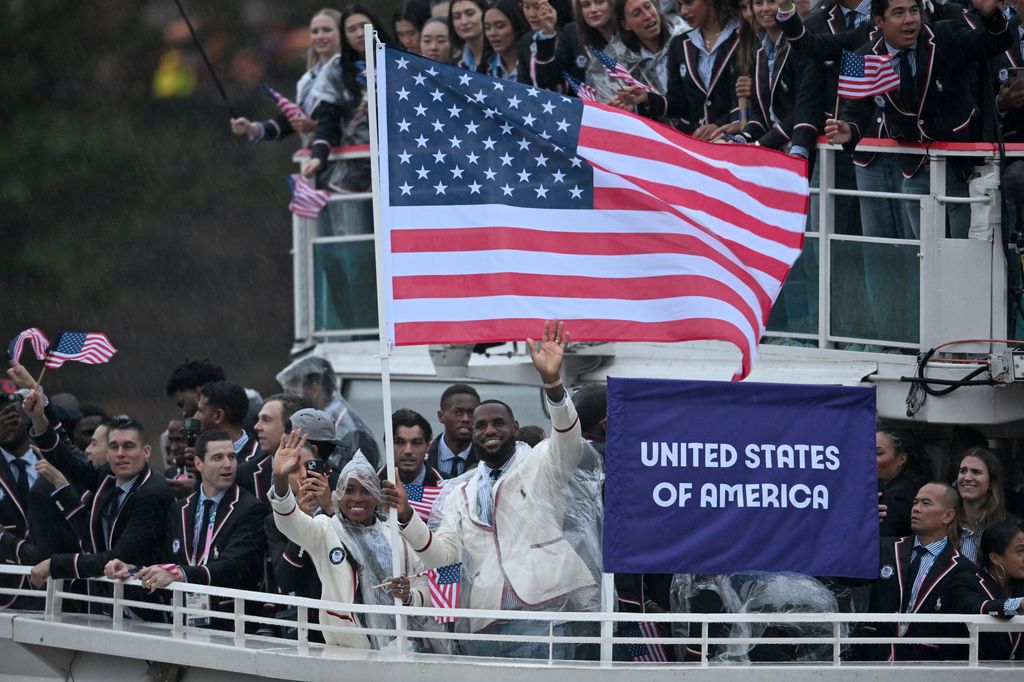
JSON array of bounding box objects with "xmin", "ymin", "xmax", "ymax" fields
[
  {"xmin": 581, "ymin": 107, "xmax": 809, "ymax": 189},
  {"xmin": 391, "ymin": 250, "xmax": 765, "ymax": 316}
]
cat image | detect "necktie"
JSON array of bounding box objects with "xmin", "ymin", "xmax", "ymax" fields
[
  {"xmin": 844, "ymin": 10, "xmax": 857, "ymax": 31},
  {"xmin": 103, "ymin": 487, "xmax": 124, "ymax": 547},
  {"xmin": 194, "ymin": 499, "xmax": 214, "ymax": 564},
  {"xmin": 477, "ymin": 467, "xmax": 503, "ymax": 526},
  {"xmin": 10, "ymin": 458, "xmax": 30, "ymax": 511},
  {"xmin": 898, "ymin": 50, "xmax": 917, "ymax": 112},
  {"xmin": 451, "ymin": 457, "xmax": 462, "ymax": 477},
  {"xmin": 902, "ymin": 546, "xmax": 926, "ymax": 612}
]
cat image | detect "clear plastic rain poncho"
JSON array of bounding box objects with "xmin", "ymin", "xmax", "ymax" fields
[
  {"xmin": 309, "ymin": 53, "xmax": 370, "ymax": 192},
  {"xmin": 670, "ymin": 572, "xmax": 845, "ymax": 663},
  {"xmin": 422, "ymin": 433, "xmax": 606, "ymax": 656},
  {"xmin": 329, "ymin": 452, "xmax": 430, "ymax": 651},
  {"xmin": 275, "ymin": 355, "xmax": 381, "ymax": 468}
]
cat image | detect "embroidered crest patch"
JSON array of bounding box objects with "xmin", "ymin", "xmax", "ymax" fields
[
  {"xmin": 172, "ymin": 539, "xmax": 181, "ymax": 554},
  {"xmin": 576, "ymin": 54, "xmax": 587, "ymax": 69},
  {"xmin": 679, "ymin": 64, "xmax": 688, "ymax": 79},
  {"xmin": 874, "ymin": 95, "xmax": 885, "ymax": 108},
  {"xmin": 880, "ymin": 564, "xmax": 894, "ymax": 579},
  {"xmin": 329, "ymin": 547, "xmax": 346, "ymax": 565},
  {"xmin": 999, "ymin": 68, "xmax": 1009, "ymax": 83}
]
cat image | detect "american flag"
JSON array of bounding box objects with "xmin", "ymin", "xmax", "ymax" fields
[
  {"xmin": 45, "ymin": 332, "xmax": 117, "ymax": 368},
  {"xmin": 427, "ymin": 562, "xmax": 462, "ymax": 623},
  {"xmin": 620, "ymin": 620, "xmax": 668, "ymax": 662},
  {"xmin": 405, "ymin": 483, "xmax": 442, "ymax": 522},
  {"xmin": 261, "ymin": 84, "xmax": 304, "ymax": 120},
  {"xmin": 592, "ymin": 48, "xmax": 654, "ymax": 92},
  {"xmin": 6, "ymin": 328, "xmax": 49, "ymax": 363},
  {"xmin": 287, "ymin": 174, "xmax": 331, "ymax": 219},
  {"xmin": 376, "ymin": 48, "xmax": 808, "ymax": 379},
  {"xmin": 837, "ymin": 50, "xmax": 899, "ymax": 99},
  {"xmin": 564, "ymin": 72, "xmax": 598, "ymax": 102}
]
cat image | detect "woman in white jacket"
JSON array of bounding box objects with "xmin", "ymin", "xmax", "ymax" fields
[{"xmin": 270, "ymin": 434, "xmax": 429, "ymax": 649}]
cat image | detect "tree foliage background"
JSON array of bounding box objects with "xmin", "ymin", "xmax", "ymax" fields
[{"xmin": 1, "ymin": 0, "xmax": 392, "ymax": 457}]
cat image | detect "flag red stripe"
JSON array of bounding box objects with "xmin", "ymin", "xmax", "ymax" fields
[
  {"xmin": 580, "ymin": 103, "xmax": 808, "ymax": 174},
  {"xmin": 393, "ymin": 273, "xmax": 761, "ymax": 339},
  {"xmin": 395, "ymin": 318, "xmax": 754, "ymax": 377},
  {"xmin": 593, "ymin": 166, "xmax": 805, "ymax": 250},
  {"xmin": 594, "ymin": 187, "xmax": 794, "ymax": 288},
  {"xmin": 582, "ymin": 125, "xmax": 807, "ymax": 215},
  {"xmin": 391, "ymin": 226, "xmax": 774, "ymax": 317}
]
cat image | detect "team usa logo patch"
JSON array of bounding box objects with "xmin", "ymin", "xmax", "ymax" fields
[
  {"xmin": 576, "ymin": 54, "xmax": 587, "ymax": 69},
  {"xmin": 874, "ymin": 95, "xmax": 886, "ymax": 108},
  {"xmin": 172, "ymin": 539, "xmax": 181, "ymax": 554},
  {"xmin": 678, "ymin": 64, "xmax": 688, "ymax": 79},
  {"xmin": 880, "ymin": 564, "xmax": 894, "ymax": 579},
  {"xmin": 329, "ymin": 547, "xmax": 346, "ymax": 565}
]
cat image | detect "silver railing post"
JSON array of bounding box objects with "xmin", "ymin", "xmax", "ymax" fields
[
  {"xmin": 234, "ymin": 597, "xmax": 245, "ymax": 646},
  {"xmin": 701, "ymin": 620, "xmax": 709, "ymax": 665},
  {"xmin": 968, "ymin": 621, "xmax": 979, "ymax": 667},
  {"xmin": 817, "ymin": 144, "xmax": 835, "ymax": 348},
  {"xmin": 298, "ymin": 606, "xmax": 309, "ymax": 655},
  {"xmin": 112, "ymin": 580, "xmax": 124, "ymax": 630},
  {"xmin": 172, "ymin": 589, "xmax": 184, "ymax": 639},
  {"xmin": 833, "ymin": 620, "xmax": 841, "ymax": 665},
  {"xmin": 45, "ymin": 578, "xmax": 64, "ymax": 623},
  {"xmin": 600, "ymin": 572, "xmax": 614, "ymax": 666}
]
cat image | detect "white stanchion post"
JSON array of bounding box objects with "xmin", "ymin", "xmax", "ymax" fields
[
  {"xmin": 112, "ymin": 580, "xmax": 124, "ymax": 630},
  {"xmin": 365, "ymin": 25, "xmax": 407, "ymax": 656},
  {"xmin": 600, "ymin": 572, "xmax": 614, "ymax": 665}
]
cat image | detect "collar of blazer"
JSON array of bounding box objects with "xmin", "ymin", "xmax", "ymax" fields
[
  {"xmin": 895, "ymin": 535, "xmax": 961, "ymax": 614},
  {"xmin": 90, "ymin": 466, "xmax": 152, "ymax": 551},
  {"xmin": 875, "ymin": 25, "xmax": 935, "ymax": 117},
  {"xmin": 683, "ymin": 32, "xmax": 740, "ymax": 96},
  {"xmin": 183, "ymin": 483, "xmax": 241, "ymax": 563}
]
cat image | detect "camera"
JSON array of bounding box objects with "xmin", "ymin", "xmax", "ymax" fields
[
  {"xmin": 305, "ymin": 459, "xmax": 327, "ymax": 476},
  {"xmin": 182, "ymin": 418, "xmax": 201, "ymax": 448}
]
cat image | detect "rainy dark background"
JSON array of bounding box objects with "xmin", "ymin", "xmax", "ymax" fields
[{"xmin": 2, "ymin": 1, "xmax": 397, "ymax": 467}]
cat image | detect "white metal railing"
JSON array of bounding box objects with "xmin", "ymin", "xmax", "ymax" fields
[{"xmin": 1, "ymin": 565, "xmax": 1021, "ymax": 668}]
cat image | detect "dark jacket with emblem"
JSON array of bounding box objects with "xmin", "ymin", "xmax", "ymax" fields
[
  {"xmin": 780, "ymin": 9, "xmax": 1012, "ymax": 177},
  {"xmin": 32, "ymin": 424, "xmax": 174, "ymax": 580},
  {"xmin": 852, "ymin": 535, "xmax": 997, "ymax": 661},
  {"xmin": 640, "ymin": 30, "xmax": 741, "ymax": 134},
  {"xmin": 741, "ymin": 37, "xmax": 822, "ymax": 150},
  {"xmin": 163, "ymin": 482, "xmax": 267, "ymax": 589}
]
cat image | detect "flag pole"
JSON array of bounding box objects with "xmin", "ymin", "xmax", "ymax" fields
[
  {"xmin": 171, "ymin": 0, "xmax": 239, "ymax": 118},
  {"xmin": 365, "ymin": 27, "xmax": 405, "ymax": 622},
  {"xmin": 35, "ymin": 332, "xmax": 60, "ymax": 387}
]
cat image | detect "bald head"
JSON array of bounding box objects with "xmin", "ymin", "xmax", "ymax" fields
[{"xmin": 911, "ymin": 482, "xmax": 959, "ymax": 543}]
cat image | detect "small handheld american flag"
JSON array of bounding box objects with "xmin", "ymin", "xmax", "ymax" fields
[
  {"xmin": 6, "ymin": 328, "xmax": 49, "ymax": 363},
  {"xmin": 837, "ymin": 50, "xmax": 899, "ymax": 99},
  {"xmin": 287, "ymin": 174, "xmax": 331, "ymax": 219},
  {"xmin": 620, "ymin": 620, "xmax": 668, "ymax": 662},
  {"xmin": 261, "ymin": 84, "xmax": 305, "ymax": 120},
  {"xmin": 45, "ymin": 332, "xmax": 117, "ymax": 368},
  {"xmin": 564, "ymin": 72, "xmax": 598, "ymax": 102},
  {"xmin": 592, "ymin": 48, "xmax": 654, "ymax": 92},
  {"xmin": 428, "ymin": 562, "xmax": 462, "ymax": 623},
  {"xmin": 405, "ymin": 484, "xmax": 442, "ymax": 523}
]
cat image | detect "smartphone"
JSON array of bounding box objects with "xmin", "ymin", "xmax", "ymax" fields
[
  {"xmin": 182, "ymin": 418, "xmax": 201, "ymax": 448},
  {"xmin": 305, "ymin": 459, "xmax": 327, "ymax": 476}
]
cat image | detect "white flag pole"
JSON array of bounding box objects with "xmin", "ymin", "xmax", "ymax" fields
[{"xmin": 365, "ymin": 28, "xmax": 404, "ymax": 617}]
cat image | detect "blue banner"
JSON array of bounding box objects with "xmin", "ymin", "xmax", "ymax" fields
[{"xmin": 604, "ymin": 378, "xmax": 878, "ymax": 578}]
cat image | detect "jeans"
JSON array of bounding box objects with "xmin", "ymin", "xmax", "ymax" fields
[
  {"xmin": 900, "ymin": 163, "xmax": 970, "ymax": 239},
  {"xmin": 854, "ymin": 155, "xmax": 915, "ymax": 239}
]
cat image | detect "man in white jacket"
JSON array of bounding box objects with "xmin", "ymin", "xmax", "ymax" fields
[{"xmin": 383, "ymin": 320, "xmax": 598, "ymax": 658}]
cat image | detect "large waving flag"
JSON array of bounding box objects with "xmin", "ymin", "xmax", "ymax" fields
[
  {"xmin": 45, "ymin": 332, "xmax": 117, "ymax": 368},
  {"xmin": 375, "ymin": 47, "xmax": 808, "ymax": 379},
  {"xmin": 6, "ymin": 328, "xmax": 49, "ymax": 363}
]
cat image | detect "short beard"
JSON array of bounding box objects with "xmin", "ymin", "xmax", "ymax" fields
[{"xmin": 472, "ymin": 436, "xmax": 517, "ymax": 468}]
